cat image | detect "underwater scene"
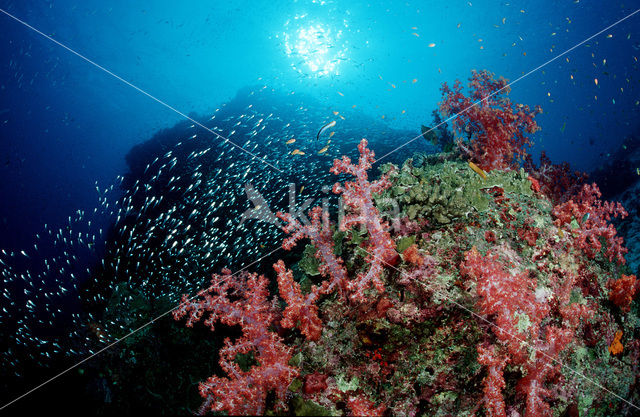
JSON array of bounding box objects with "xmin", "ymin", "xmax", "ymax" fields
[{"xmin": 1, "ymin": 0, "xmax": 640, "ymax": 416}]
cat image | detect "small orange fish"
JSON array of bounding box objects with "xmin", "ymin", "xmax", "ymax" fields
[
  {"xmin": 337, "ymin": 91, "xmax": 344, "ymax": 96},
  {"xmin": 328, "ymin": 131, "xmax": 335, "ymax": 138},
  {"xmin": 300, "ymin": 185, "xmax": 305, "ymax": 193},
  {"xmin": 594, "ymin": 78, "xmax": 598, "ymax": 86},
  {"xmin": 318, "ymin": 146, "xmax": 329, "ymax": 154},
  {"xmin": 401, "ymin": 110, "xmax": 406, "ymax": 114},
  {"xmin": 291, "ymin": 149, "xmax": 305, "ymax": 156},
  {"xmin": 412, "ymin": 78, "xmax": 418, "ymax": 83},
  {"xmin": 428, "ymin": 43, "xmax": 436, "ymax": 47},
  {"xmin": 412, "ymin": 32, "xmax": 419, "ymax": 37},
  {"xmin": 333, "ymin": 111, "xmax": 339, "ymax": 115},
  {"xmin": 286, "ymin": 138, "xmax": 296, "ymax": 144}
]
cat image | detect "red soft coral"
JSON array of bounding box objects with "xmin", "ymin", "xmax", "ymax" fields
[
  {"xmin": 346, "ymin": 394, "xmax": 386, "ymax": 416},
  {"xmin": 477, "ymin": 344, "xmax": 508, "ymax": 417},
  {"xmin": 440, "ymin": 70, "xmax": 542, "ymax": 171},
  {"xmin": 524, "ymin": 151, "xmax": 588, "ymax": 204},
  {"xmin": 608, "ymin": 274, "xmax": 638, "ymax": 312}
]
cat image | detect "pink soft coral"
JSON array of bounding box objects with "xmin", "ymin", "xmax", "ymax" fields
[
  {"xmin": 516, "ymin": 326, "xmax": 572, "ymax": 417},
  {"xmin": 461, "ymin": 247, "xmax": 549, "ymax": 362},
  {"xmin": 173, "ymin": 269, "xmax": 298, "ymax": 415},
  {"xmin": 331, "ymin": 138, "xmax": 398, "ymax": 302},
  {"xmin": 279, "ymin": 139, "xmax": 397, "ymax": 304},
  {"xmin": 274, "ymin": 259, "xmax": 323, "ymax": 340},
  {"xmin": 277, "ymin": 206, "xmax": 349, "ymax": 301}
]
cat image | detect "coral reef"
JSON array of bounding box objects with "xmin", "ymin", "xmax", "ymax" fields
[{"xmin": 172, "ymin": 75, "xmax": 639, "ymax": 416}]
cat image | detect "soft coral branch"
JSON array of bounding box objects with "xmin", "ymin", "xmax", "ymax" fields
[
  {"xmin": 477, "ymin": 344, "xmax": 508, "ymax": 417},
  {"xmin": 173, "ymin": 269, "xmax": 298, "ymax": 415},
  {"xmin": 331, "ymin": 138, "xmax": 397, "ymax": 302},
  {"xmin": 274, "ymin": 259, "xmax": 323, "ymax": 340},
  {"xmin": 278, "ymin": 139, "xmax": 397, "ymax": 304},
  {"xmin": 277, "ymin": 206, "xmax": 349, "ymax": 301},
  {"xmin": 516, "ymin": 326, "xmax": 572, "ymax": 417}
]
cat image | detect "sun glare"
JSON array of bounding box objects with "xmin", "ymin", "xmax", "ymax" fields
[{"xmin": 283, "ymin": 15, "xmax": 347, "ymax": 77}]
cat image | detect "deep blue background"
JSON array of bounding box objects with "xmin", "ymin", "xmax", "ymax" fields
[{"xmin": 1, "ymin": 0, "xmax": 639, "ymax": 252}]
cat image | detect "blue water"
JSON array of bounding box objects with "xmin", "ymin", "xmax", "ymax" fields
[
  {"xmin": 0, "ymin": 0, "xmax": 639, "ymax": 413},
  {"xmin": 1, "ymin": 0, "xmax": 638, "ymax": 250}
]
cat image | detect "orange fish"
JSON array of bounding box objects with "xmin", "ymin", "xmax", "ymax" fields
[
  {"xmin": 428, "ymin": 43, "xmax": 436, "ymax": 47},
  {"xmin": 286, "ymin": 138, "xmax": 296, "ymax": 144},
  {"xmin": 291, "ymin": 149, "xmax": 305, "ymax": 155}
]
